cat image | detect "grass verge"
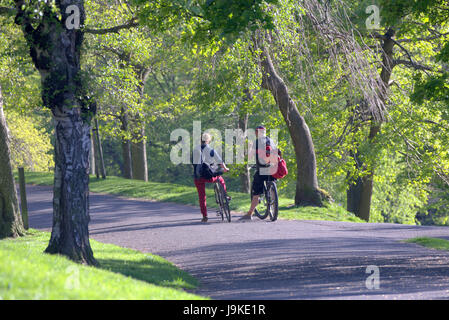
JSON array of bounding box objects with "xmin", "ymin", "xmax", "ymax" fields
[
  {"xmin": 20, "ymin": 171, "xmax": 364, "ymax": 223},
  {"xmin": 404, "ymin": 237, "xmax": 449, "ymax": 251},
  {"xmin": 0, "ymin": 229, "xmax": 204, "ymax": 299}
]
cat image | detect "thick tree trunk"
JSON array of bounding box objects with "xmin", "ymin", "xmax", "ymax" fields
[
  {"xmin": 346, "ymin": 29, "xmax": 395, "ymax": 221},
  {"xmin": 120, "ymin": 106, "xmax": 133, "ymax": 179},
  {"xmin": 238, "ymin": 112, "xmax": 250, "ymax": 193},
  {"xmin": 259, "ymin": 47, "xmax": 323, "ymax": 206},
  {"xmin": 46, "ymin": 108, "xmax": 96, "ymax": 265},
  {"xmin": 0, "ymin": 84, "xmax": 25, "ymax": 238},
  {"xmin": 346, "ymin": 123, "xmax": 382, "ymax": 221},
  {"xmin": 15, "ymin": 1, "xmax": 97, "ymax": 264}
]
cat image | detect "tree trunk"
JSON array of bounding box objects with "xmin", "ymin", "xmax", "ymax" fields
[
  {"xmin": 120, "ymin": 106, "xmax": 133, "ymax": 179},
  {"xmin": 346, "ymin": 123, "xmax": 382, "ymax": 221},
  {"xmin": 0, "ymin": 84, "xmax": 25, "ymax": 238},
  {"xmin": 130, "ymin": 77, "xmax": 149, "ymax": 182},
  {"xmin": 92, "ymin": 129, "xmax": 100, "ymax": 179},
  {"xmin": 122, "ymin": 139, "xmax": 133, "ymax": 179},
  {"xmin": 94, "ymin": 117, "xmax": 106, "ymax": 179},
  {"xmin": 15, "ymin": 1, "xmax": 97, "ymax": 264},
  {"xmin": 46, "ymin": 108, "xmax": 96, "ymax": 265},
  {"xmin": 131, "ymin": 127, "xmax": 148, "ymax": 182},
  {"xmin": 238, "ymin": 111, "xmax": 250, "ymax": 194},
  {"xmin": 90, "ymin": 133, "xmax": 96, "ymax": 176},
  {"xmin": 259, "ymin": 47, "xmax": 323, "ymax": 206},
  {"xmin": 101, "ymin": 52, "xmax": 150, "ymax": 181},
  {"xmin": 346, "ymin": 29, "xmax": 395, "ymax": 221}
]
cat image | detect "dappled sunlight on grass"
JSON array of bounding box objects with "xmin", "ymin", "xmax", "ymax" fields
[
  {"xmin": 279, "ymin": 203, "xmax": 365, "ymax": 222},
  {"xmin": 0, "ymin": 230, "xmax": 203, "ymax": 299},
  {"xmin": 405, "ymin": 237, "xmax": 449, "ymax": 251},
  {"xmin": 93, "ymin": 242, "xmax": 198, "ymax": 290}
]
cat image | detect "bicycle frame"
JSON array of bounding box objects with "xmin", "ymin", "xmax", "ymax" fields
[
  {"xmin": 214, "ymin": 180, "xmax": 231, "ymax": 222},
  {"xmin": 251, "ymin": 173, "xmax": 278, "ymax": 221}
]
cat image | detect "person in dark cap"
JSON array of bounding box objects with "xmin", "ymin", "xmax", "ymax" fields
[{"xmin": 239, "ymin": 126, "xmax": 277, "ymax": 221}]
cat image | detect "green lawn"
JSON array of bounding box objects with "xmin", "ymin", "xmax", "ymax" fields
[
  {"xmin": 20, "ymin": 171, "xmax": 364, "ymax": 223},
  {"xmin": 0, "ymin": 229, "xmax": 204, "ymax": 300},
  {"xmin": 405, "ymin": 237, "xmax": 449, "ymax": 251}
]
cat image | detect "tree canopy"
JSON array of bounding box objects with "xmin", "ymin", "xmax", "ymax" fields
[{"xmin": 1, "ymin": 0, "xmax": 449, "ymax": 262}]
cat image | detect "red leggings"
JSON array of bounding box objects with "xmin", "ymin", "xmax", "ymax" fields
[{"xmin": 194, "ymin": 176, "xmax": 227, "ymax": 217}]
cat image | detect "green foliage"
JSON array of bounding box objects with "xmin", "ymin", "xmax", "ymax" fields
[
  {"xmin": 132, "ymin": 0, "xmax": 278, "ymax": 42},
  {"xmin": 416, "ymin": 177, "xmax": 449, "ymax": 226},
  {"xmin": 380, "ymin": 0, "xmax": 449, "ymax": 105},
  {"xmin": 137, "ymin": 0, "xmax": 449, "ymax": 226},
  {"xmin": 198, "ymin": 0, "xmax": 278, "ymax": 41},
  {"xmin": 1, "ymin": 14, "xmax": 54, "ymax": 172},
  {"xmin": 0, "ymin": 15, "xmax": 42, "ymax": 112},
  {"xmin": 5, "ymin": 110, "xmax": 54, "ymax": 171},
  {"xmin": 411, "ymin": 72, "xmax": 449, "ymax": 104},
  {"xmin": 3, "ymin": 0, "xmax": 449, "ymax": 227},
  {"xmin": 370, "ymin": 153, "xmax": 428, "ymax": 224}
]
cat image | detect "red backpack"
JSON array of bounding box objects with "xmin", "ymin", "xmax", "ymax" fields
[{"xmin": 272, "ymin": 154, "xmax": 288, "ymax": 180}]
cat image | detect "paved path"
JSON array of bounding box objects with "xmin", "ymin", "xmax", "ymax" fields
[{"xmin": 27, "ymin": 184, "xmax": 449, "ymax": 299}]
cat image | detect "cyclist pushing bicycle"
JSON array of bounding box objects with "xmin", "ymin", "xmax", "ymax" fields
[
  {"xmin": 239, "ymin": 126, "xmax": 279, "ymax": 221},
  {"xmin": 193, "ymin": 133, "xmax": 230, "ymax": 223}
]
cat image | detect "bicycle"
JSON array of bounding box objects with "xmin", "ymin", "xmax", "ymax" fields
[
  {"xmin": 214, "ymin": 179, "xmax": 231, "ymax": 222},
  {"xmin": 250, "ymin": 166, "xmax": 279, "ymax": 222}
]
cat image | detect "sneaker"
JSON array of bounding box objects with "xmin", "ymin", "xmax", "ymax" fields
[
  {"xmin": 201, "ymin": 216, "xmax": 208, "ymax": 223},
  {"xmin": 226, "ymin": 194, "xmax": 232, "ymax": 201}
]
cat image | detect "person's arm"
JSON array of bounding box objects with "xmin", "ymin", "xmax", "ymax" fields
[{"xmin": 210, "ymin": 148, "xmax": 229, "ymax": 172}]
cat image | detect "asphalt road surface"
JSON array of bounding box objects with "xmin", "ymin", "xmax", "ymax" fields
[{"xmin": 26, "ymin": 184, "xmax": 449, "ymax": 300}]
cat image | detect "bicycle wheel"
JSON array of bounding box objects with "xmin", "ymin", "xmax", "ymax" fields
[
  {"xmin": 214, "ymin": 183, "xmax": 224, "ymax": 221},
  {"xmin": 252, "ymin": 188, "xmax": 269, "ymax": 220},
  {"xmin": 266, "ymin": 181, "xmax": 279, "ymax": 221},
  {"xmin": 218, "ymin": 183, "xmax": 231, "ymax": 222}
]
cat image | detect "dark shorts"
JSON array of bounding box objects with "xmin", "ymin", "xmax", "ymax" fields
[{"xmin": 251, "ymin": 170, "xmax": 275, "ymax": 196}]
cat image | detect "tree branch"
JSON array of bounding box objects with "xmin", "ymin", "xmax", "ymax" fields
[
  {"xmin": 8, "ymin": 2, "xmax": 138, "ymax": 35},
  {"xmin": 389, "ymin": 38, "xmax": 432, "ymax": 76},
  {"xmin": 397, "ymin": 33, "xmax": 449, "ymax": 43},
  {"xmin": 393, "ymin": 59, "xmax": 434, "ymax": 72},
  {"xmin": 83, "ymin": 19, "xmax": 139, "ymax": 35},
  {"xmin": 100, "ymin": 46, "xmax": 129, "ymax": 61},
  {"xmin": 151, "ymin": 71, "xmax": 167, "ymax": 95}
]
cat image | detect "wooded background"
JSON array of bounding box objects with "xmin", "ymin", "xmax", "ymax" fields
[{"xmin": 1, "ymin": 0, "xmax": 449, "ymax": 263}]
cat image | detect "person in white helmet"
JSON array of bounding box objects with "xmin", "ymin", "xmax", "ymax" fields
[{"xmin": 193, "ymin": 133, "xmax": 230, "ymax": 223}]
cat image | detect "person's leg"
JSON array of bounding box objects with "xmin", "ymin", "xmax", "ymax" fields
[
  {"xmin": 194, "ymin": 178, "xmax": 208, "ymax": 220},
  {"xmin": 248, "ymin": 195, "xmax": 260, "ymax": 215},
  {"xmin": 240, "ymin": 171, "xmax": 263, "ymax": 219},
  {"xmin": 215, "ymin": 175, "xmax": 227, "ymax": 193},
  {"xmin": 215, "ymin": 176, "xmax": 231, "ymax": 200}
]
